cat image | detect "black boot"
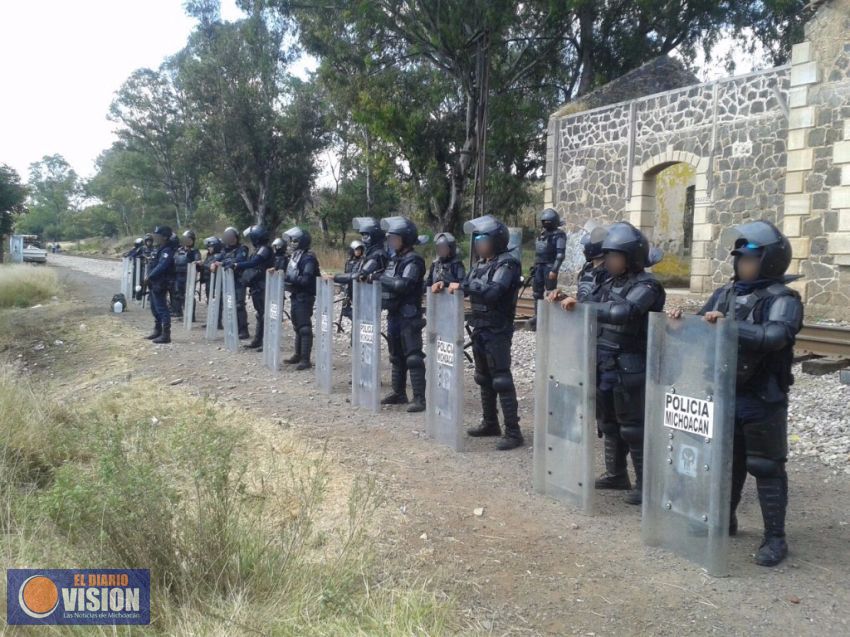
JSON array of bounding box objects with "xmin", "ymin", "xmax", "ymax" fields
[
  {"xmin": 382, "ymin": 362, "xmax": 408, "ymax": 404},
  {"xmin": 285, "ymin": 333, "xmax": 301, "ymax": 364},
  {"xmin": 152, "ymin": 324, "xmax": 171, "ymax": 344},
  {"xmin": 145, "ymin": 323, "xmax": 162, "ymax": 340},
  {"xmin": 295, "ymin": 333, "xmax": 312, "ymax": 370},
  {"xmin": 468, "ymin": 386, "xmax": 500, "ymax": 436},
  {"xmin": 624, "ymin": 445, "xmax": 644, "ymax": 505},
  {"xmin": 754, "ymin": 475, "xmax": 788, "ymax": 567},
  {"xmin": 595, "ymin": 435, "xmax": 632, "ymax": 490},
  {"xmin": 728, "ymin": 440, "xmax": 747, "ymax": 535},
  {"xmin": 496, "ymin": 388, "xmax": 523, "ymax": 450},
  {"xmin": 406, "ymin": 365, "xmax": 426, "ymax": 413},
  {"xmin": 246, "ymin": 318, "xmax": 263, "ymax": 349}
]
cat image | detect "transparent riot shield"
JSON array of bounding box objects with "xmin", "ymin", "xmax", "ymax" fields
[
  {"xmin": 263, "ymin": 270, "xmax": 285, "ymax": 374},
  {"xmin": 532, "ymin": 301, "xmax": 597, "ymax": 514},
  {"xmin": 315, "ymin": 278, "xmax": 334, "ymax": 393},
  {"xmin": 351, "ymin": 280, "xmax": 381, "ymax": 412},
  {"xmin": 10, "ymin": 235, "xmax": 24, "ymax": 263},
  {"xmin": 222, "ymin": 269, "xmax": 239, "ymax": 352},
  {"xmin": 641, "ymin": 313, "xmax": 738, "ymax": 576},
  {"xmin": 425, "ymin": 289, "xmax": 465, "ymax": 450},
  {"xmin": 183, "ymin": 264, "xmax": 197, "ymax": 331},
  {"xmin": 121, "ymin": 257, "xmax": 133, "ymax": 302},
  {"xmin": 132, "ymin": 257, "xmax": 144, "ymax": 305},
  {"xmin": 205, "ymin": 270, "xmax": 222, "ymax": 341}
]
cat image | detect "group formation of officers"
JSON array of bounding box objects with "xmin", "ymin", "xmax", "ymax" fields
[{"xmin": 129, "ymin": 210, "xmax": 802, "ymax": 568}]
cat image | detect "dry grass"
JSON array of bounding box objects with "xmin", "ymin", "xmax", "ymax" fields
[
  {"xmin": 0, "ymin": 301, "xmax": 460, "ymax": 635},
  {"xmin": 0, "ymin": 264, "xmax": 59, "ymax": 308}
]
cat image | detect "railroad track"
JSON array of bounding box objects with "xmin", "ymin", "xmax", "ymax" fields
[{"xmin": 506, "ymin": 297, "xmax": 850, "ymax": 360}]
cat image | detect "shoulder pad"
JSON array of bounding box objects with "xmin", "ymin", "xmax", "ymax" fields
[
  {"xmin": 495, "ymin": 252, "xmax": 520, "ymax": 266},
  {"xmin": 766, "ymin": 283, "xmax": 801, "ymax": 300}
]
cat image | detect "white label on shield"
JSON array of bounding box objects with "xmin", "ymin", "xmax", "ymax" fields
[
  {"xmin": 321, "ymin": 312, "xmax": 329, "ymax": 333},
  {"xmin": 360, "ymin": 322, "xmax": 374, "ymax": 345},
  {"xmin": 436, "ymin": 340, "xmax": 454, "ymax": 367},
  {"xmin": 226, "ymin": 295, "xmax": 233, "ymax": 309},
  {"xmin": 268, "ymin": 303, "xmax": 279, "ymax": 320},
  {"xmin": 663, "ymin": 392, "xmax": 714, "ymax": 439}
]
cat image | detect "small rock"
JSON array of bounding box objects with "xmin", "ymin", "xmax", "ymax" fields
[
  {"xmin": 420, "ymin": 532, "xmax": 428, "ymax": 541},
  {"xmin": 787, "ymin": 595, "xmax": 801, "ymax": 604},
  {"xmin": 169, "ymin": 378, "xmax": 184, "ymax": 386},
  {"xmin": 473, "ymin": 507, "xmax": 485, "ymax": 517}
]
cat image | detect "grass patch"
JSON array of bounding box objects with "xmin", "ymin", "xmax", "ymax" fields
[
  {"xmin": 0, "ymin": 369, "xmax": 458, "ymax": 635},
  {"xmin": 0, "ymin": 264, "xmax": 59, "ymax": 308}
]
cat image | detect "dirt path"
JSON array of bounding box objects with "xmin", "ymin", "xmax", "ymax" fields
[{"xmin": 48, "ymin": 256, "xmax": 850, "ymax": 636}]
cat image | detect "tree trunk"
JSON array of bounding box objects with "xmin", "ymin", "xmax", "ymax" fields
[{"xmin": 577, "ymin": 6, "xmax": 596, "ymax": 97}]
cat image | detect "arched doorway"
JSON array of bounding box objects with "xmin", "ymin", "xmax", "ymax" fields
[{"xmin": 627, "ymin": 149, "xmax": 714, "ymax": 293}]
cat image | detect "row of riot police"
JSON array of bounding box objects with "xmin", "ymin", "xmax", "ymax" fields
[{"xmin": 132, "ymin": 209, "xmax": 801, "ymax": 568}]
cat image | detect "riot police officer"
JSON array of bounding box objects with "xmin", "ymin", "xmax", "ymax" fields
[
  {"xmin": 528, "ymin": 208, "xmax": 566, "ymax": 331},
  {"xmin": 379, "ymin": 216, "xmax": 427, "ymax": 412},
  {"xmin": 340, "ymin": 240, "xmax": 365, "ymax": 321},
  {"xmin": 559, "ymin": 222, "xmax": 665, "ymax": 504},
  {"xmin": 669, "ymin": 220, "xmax": 802, "ymax": 567},
  {"xmin": 143, "ymin": 225, "xmax": 178, "ymax": 344},
  {"xmin": 352, "ymin": 217, "xmax": 389, "ymax": 282},
  {"xmin": 426, "ymin": 232, "xmax": 465, "ymax": 292},
  {"xmin": 212, "ymin": 226, "xmax": 250, "ymax": 340},
  {"xmin": 200, "ymin": 236, "xmax": 222, "ymax": 303},
  {"xmin": 234, "ymin": 226, "xmax": 275, "ymax": 349},
  {"xmin": 123, "ymin": 237, "xmax": 144, "ymax": 258},
  {"xmin": 271, "ymin": 237, "xmax": 288, "ymax": 271},
  {"xmin": 171, "ymin": 230, "xmax": 201, "ymax": 319},
  {"xmin": 446, "ymin": 215, "xmax": 523, "ymax": 450},
  {"xmin": 577, "ymin": 225, "xmax": 609, "ymax": 301},
  {"xmin": 281, "ymin": 227, "xmax": 320, "ymax": 370}
]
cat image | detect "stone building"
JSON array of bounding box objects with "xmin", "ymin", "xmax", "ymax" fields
[{"xmin": 544, "ymin": 0, "xmax": 850, "ymax": 320}]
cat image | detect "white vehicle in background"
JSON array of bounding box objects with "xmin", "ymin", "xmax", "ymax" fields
[{"xmin": 20, "ymin": 235, "xmax": 47, "ymax": 263}]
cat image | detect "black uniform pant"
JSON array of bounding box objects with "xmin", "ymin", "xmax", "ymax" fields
[
  {"xmin": 471, "ymin": 327, "xmax": 519, "ymax": 429},
  {"xmin": 234, "ymin": 282, "xmax": 249, "ymax": 335},
  {"xmin": 149, "ymin": 281, "xmax": 171, "ymax": 328},
  {"xmin": 171, "ymin": 273, "xmax": 188, "ymax": 316},
  {"xmin": 290, "ymin": 293, "xmax": 315, "ymax": 360},
  {"xmin": 386, "ymin": 309, "xmax": 425, "ymax": 398},
  {"xmin": 249, "ymin": 283, "xmax": 265, "ymax": 339},
  {"xmin": 597, "ymin": 357, "xmax": 646, "ymax": 483},
  {"xmin": 731, "ymin": 397, "xmax": 788, "ymax": 538},
  {"xmin": 532, "ymin": 263, "xmax": 558, "ymax": 300}
]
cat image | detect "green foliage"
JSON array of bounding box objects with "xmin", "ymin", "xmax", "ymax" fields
[
  {"xmin": 16, "ymin": 154, "xmax": 80, "ymax": 240},
  {"xmin": 0, "ymin": 164, "xmax": 27, "ymax": 261}
]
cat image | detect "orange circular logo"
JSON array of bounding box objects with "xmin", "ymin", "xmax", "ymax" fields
[{"xmin": 19, "ymin": 575, "xmax": 59, "ymax": 618}]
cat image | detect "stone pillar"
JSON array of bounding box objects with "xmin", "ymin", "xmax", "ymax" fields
[{"xmin": 782, "ymin": 40, "xmax": 818, "ymax": 299}]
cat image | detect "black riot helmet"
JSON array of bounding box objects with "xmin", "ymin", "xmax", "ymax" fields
[
  {"xmin": 601, "ymin": 222, "xmax": 649, "ymax": 273},
  {"xmin": 271, "ymin": 237, "xmax": 285, "ymax": 254},
  {"xmin": 243, "ymin": 225, "xmax": 269, "ymax": 247},
  {"xmin": 222, "ymin": 226, "xmax": 240, "ymax": 246},
  {"xmin": 282, "ymin": 226, "xmax": 311, "ymax": 251},
  {"xmin": 539, "ymin": 208, "xmax": 561, "ymax": 231},
  {"xmin": 203, "ymin": 236, "xmax": 223, "ymax": 253},
  {"xmin": 352, "ymin": 216, "xmax": 385, "ymax": 248},
  {"xmin": 134, "ymin": 237, "xmax": 144, "ymax": 248},
  {"xmin": 730, "ymin": 220, "xmax": 791, "ymax": 280},
  {"xmin": 581, "ymin": 225, "xmax": 608, "ymax": 261},
  {"xmin": 181, "ymin": 229, "xmax": 196, "ymax": 246},
  {"xmin": 143, "ymin": 233, "xmax": 154, "ymax": 246},
  {"xmin": 463, "ymin": 214, "xmax": 510, "ymax": 255},
  {"xmin": 434, "ymin": 232, "xmax": 457, "ymax": 261},
  {"xmin": 380, "ymin": 216, "xmax": 418, "ymax": 250}
]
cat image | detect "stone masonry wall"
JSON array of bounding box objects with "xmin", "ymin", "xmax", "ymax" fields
[{"xmin": 544, "ymin": 0, "xmax": 850, "ymax": 320}]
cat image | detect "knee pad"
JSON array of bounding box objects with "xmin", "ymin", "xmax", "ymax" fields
[
  {"xmin": 405, "ymin": 353, "xmax": 424, "ymax": 369},
  {"xmin": 619, "ymin": 424, "xmax": 644, "ymax": 446},
  {"xmin": 474, "ymin": 371, "xmax": 489, "ymax": 387},
  {"xmin": 491, "ymin": 373, "xmax": 514, "ymax": 394},
  {"xmin": 598, "ymin": 419, "xmax": 620, "ymax": 437},
  {"xmin": 298, "ymin": 324, "xmax": 312, "ymax": 338},
  {"xmin": 746, "ymin": 455, "xmax": 785, "ymax": 479}
]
